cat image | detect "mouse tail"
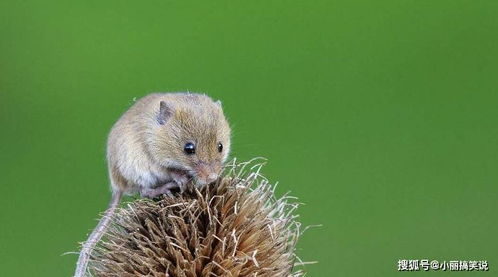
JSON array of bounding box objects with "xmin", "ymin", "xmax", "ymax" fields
[{"xmin": 74, "ymin": 189, "xmax": 123, "ymax": 277}]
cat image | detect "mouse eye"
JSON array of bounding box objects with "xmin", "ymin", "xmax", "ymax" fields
[
  {"xmin": 217, "ymin": 142, "xmax": 223, "ymax": 153},
  {"xmin": 184, "ymin": 142, "xmax": 196, "ymax": 155}
]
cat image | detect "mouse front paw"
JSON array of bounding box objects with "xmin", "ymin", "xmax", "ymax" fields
[
  {"xmin": 170, "ymin": 170, "xmax": 192, "ymax": 193},
  {"xmin": 140, "ymin": 182, "xmax": 179, "ymax": 198}
]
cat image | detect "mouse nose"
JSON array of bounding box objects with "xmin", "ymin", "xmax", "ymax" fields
[{"xmin": 206, "ymin": 173, "xmax": 218, "ymax": 183}]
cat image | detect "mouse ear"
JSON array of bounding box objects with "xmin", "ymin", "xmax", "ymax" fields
[
  {"xmin": 215, "ymin": 100, "xmax": 222, "ymax": 108},
  {"xmin": 157, "ymin": 101, "xmax": 172, "ymax": 125}
]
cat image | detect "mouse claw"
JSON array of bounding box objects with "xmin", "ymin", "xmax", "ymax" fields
[{"xmin": 179, "ymin": 181, "xmax": 189, "ymax": 193}]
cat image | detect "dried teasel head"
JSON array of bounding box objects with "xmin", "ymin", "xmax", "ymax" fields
[{"xmin": 89, "ymin": 160, "xmax": 307, "ymax": 276}]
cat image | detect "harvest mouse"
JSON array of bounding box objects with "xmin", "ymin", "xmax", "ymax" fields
[{"xmin": 74, "ymin": 92, "xmax": 231, "ymax": 277}]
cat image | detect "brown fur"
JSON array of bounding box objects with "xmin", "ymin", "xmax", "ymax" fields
[
  {"xmin": 75, "ymin": 92, "xmax": 231, "ymax": 277},
  {"xmin": 107, "ymin": 92, "xmax": 231, "ymax": 194}
]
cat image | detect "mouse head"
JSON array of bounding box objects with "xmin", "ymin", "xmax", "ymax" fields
[{"xmin": 150, "ymin": 94, "xmax": 231, "ymax": 186}]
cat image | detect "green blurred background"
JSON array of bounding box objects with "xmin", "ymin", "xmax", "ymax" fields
[{"xmin": 1, "ymin": 0, "xmax": 497, "ymax": 276}]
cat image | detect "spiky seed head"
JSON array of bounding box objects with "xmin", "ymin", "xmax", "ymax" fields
[{"xmin": 88, "ymin": 160, "xmax": 306, "ymax": 277}]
